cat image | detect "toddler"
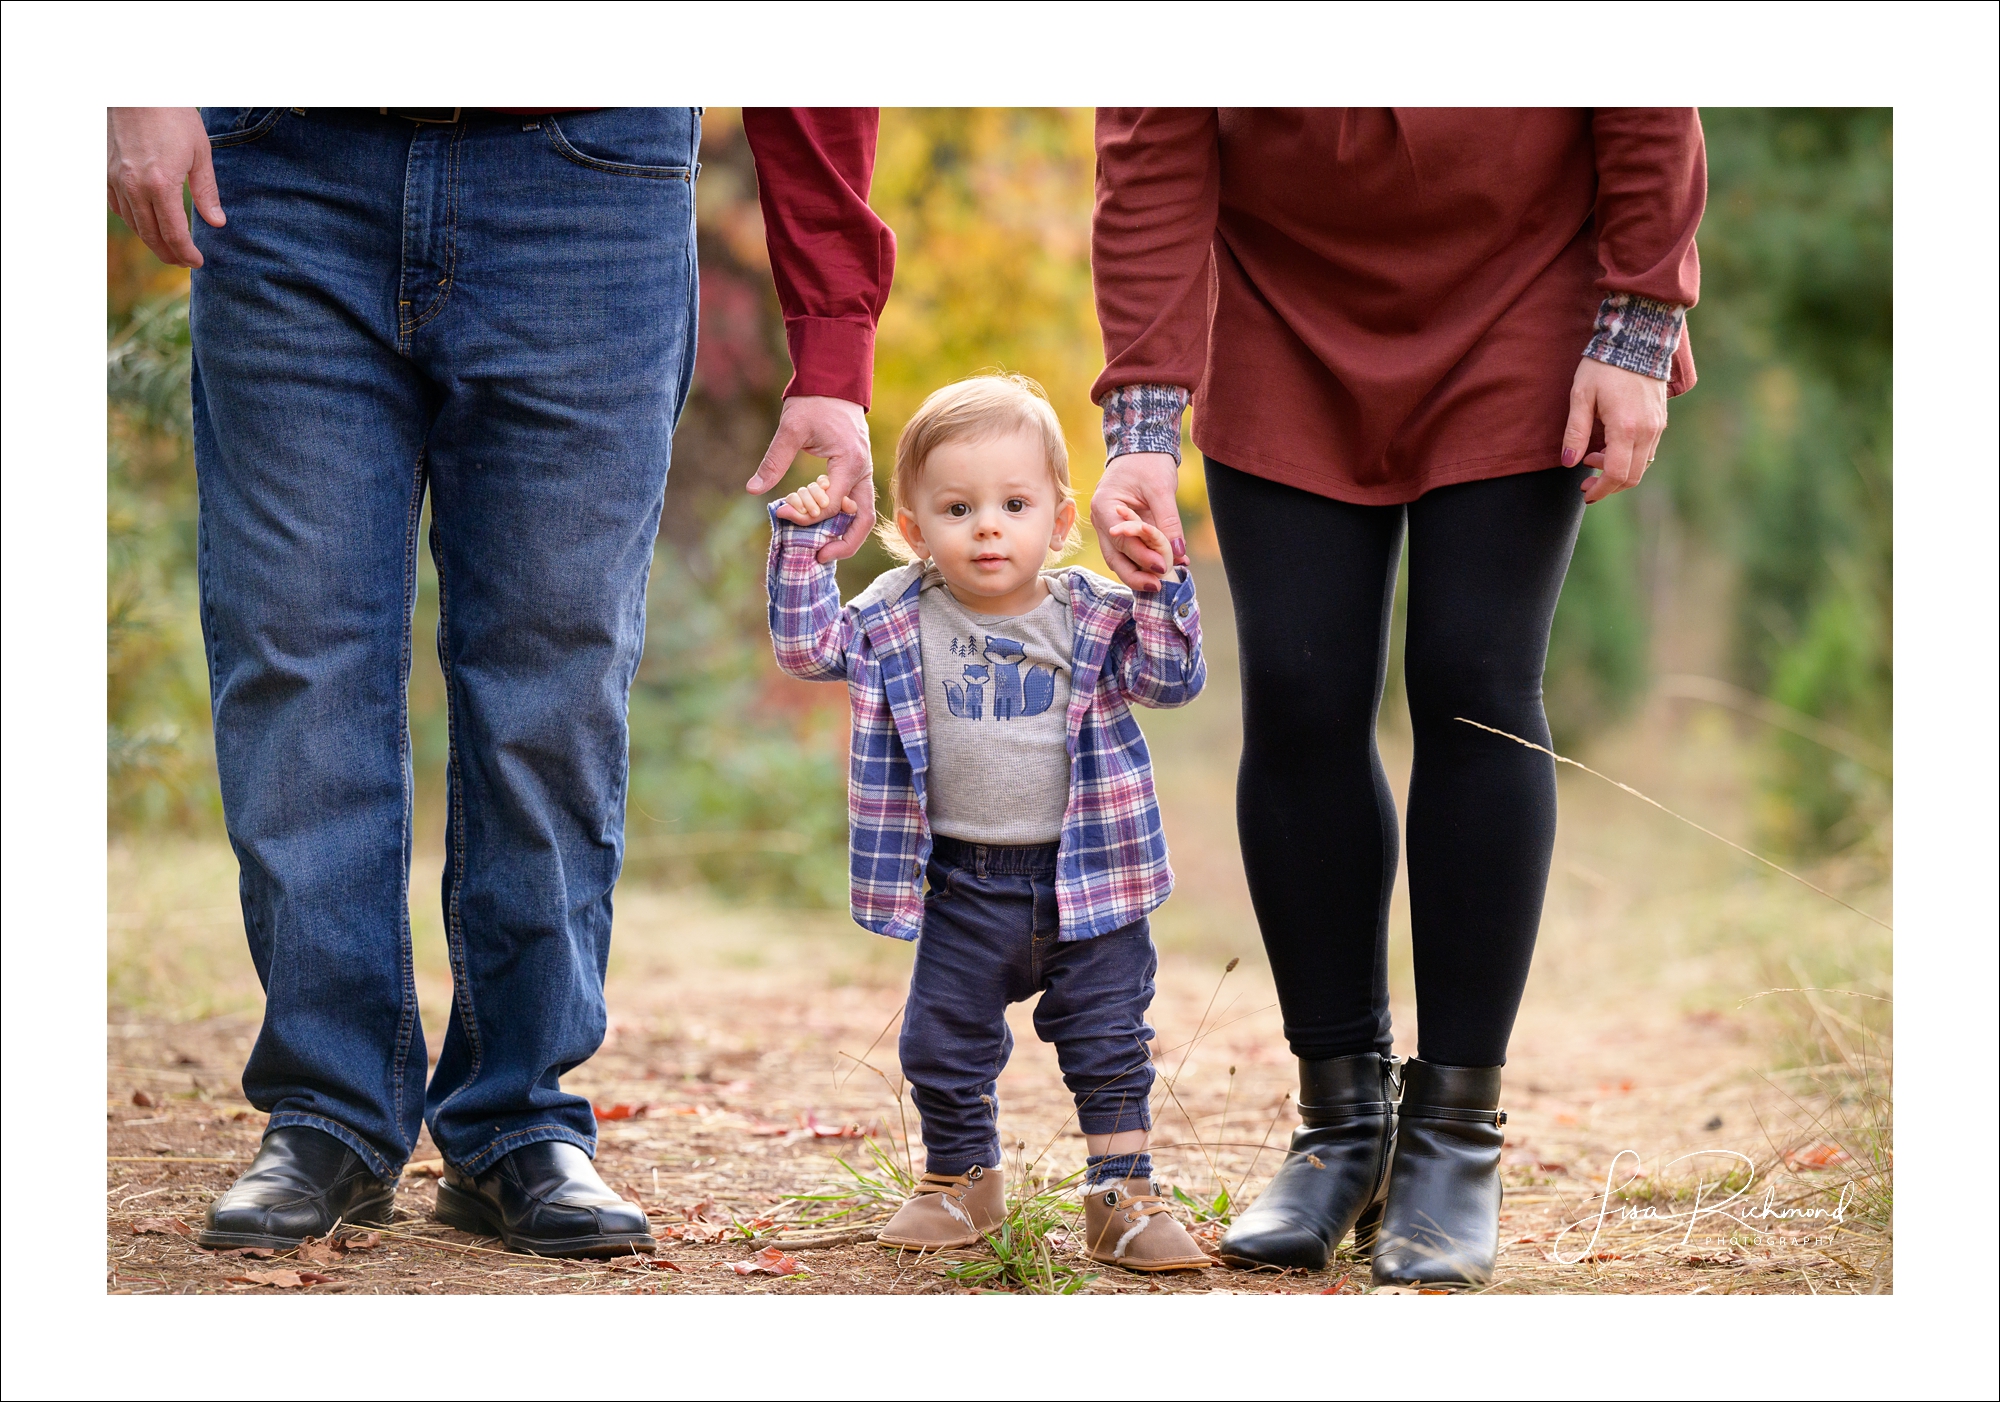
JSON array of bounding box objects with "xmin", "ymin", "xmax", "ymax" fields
[{"xmin": 764, "ymin": 374, "xmax": 1210, "ymax": 1272}]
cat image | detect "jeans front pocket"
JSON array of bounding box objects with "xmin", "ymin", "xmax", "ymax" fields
[
  {"xmin": 544, "ymin": 109, "xmax": 695, "ymax": 181},
  {"xmin": 201, "ymin": 107, "xmax": 285, "ymax": 148}
]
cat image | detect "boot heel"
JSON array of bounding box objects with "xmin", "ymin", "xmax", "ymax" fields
[
  {"xmin": 1351, "ymin": 1199, "xmax": 1383, "ymax": 1253},
  {"xmin": 434, "ymin": 1180, "xmax": 502, "ymax": 1238}
]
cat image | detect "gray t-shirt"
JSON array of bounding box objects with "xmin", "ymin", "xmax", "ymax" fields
[{"xmin": 918, "ymin": 573, "xmax": 1074, "ymax": 844}]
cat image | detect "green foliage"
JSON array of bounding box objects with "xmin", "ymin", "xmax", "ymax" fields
[
  {"xmin": 622, "ymin": 500, "xmax": 850, "ymax": 904},
  {"xmin": 108, "ymin": 294, "xmax": 218, "ymax": 831},
  {"xmin": 1658, "ymin": 108, "xmax": 1892, "ymax": 853},
  {"xmin": 1545, "ymin": 491, "xmax": 1651, "ymax": 747}
]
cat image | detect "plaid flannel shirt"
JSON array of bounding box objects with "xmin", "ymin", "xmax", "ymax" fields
[{"xmin": 765, "ymin": 505, "xmax": 1205, "ymax": 942}]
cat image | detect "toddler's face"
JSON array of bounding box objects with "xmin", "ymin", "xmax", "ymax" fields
[{"xmin": 896, "ymin": 428, "xmax": 1075, "ymax": 610}]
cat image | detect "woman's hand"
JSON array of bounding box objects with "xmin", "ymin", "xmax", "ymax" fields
[
  {"xmin": 775, "ymin": 473, "xmax": 855, "ymax": 526},
  {"xmin": 1090, "ymin": 452, "xmax": 1184, "ymax": 592},
  {"xmin": 1562, "ymin": 357, "xmax": 1669, "ymax": 505}
]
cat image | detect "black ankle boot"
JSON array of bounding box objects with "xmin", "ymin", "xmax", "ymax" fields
[
  {"xmin": 1371, "ymin": 1059, "xmax": 1506, "ymax": 1287},
  {"xmin": 1216, "ymin": 1053, "xmax": 1397, "ymax": 1271}
]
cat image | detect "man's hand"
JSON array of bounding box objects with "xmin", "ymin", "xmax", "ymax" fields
[
  {"xmin": 108, "ymin": 108, "xmax": 225, "ymax": 269},
  {"xmin": 1090, "ymin": 452, "xmax": 1184, "ymax": 592},
  {"xmin": 746, "ymin": 396, "xmax": 874, "ymax": 564},
  {"xmin": 1562, "ymin": 357, "xmax": 1669, "ymax": 505}
]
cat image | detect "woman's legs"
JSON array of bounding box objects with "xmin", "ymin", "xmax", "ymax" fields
[
  {"xmin": 1402, "ymin": 465, "xmax": 1587, "ymax": 1066},
  {"xmin": 1206, "ymin": 457, "xmax": 1588, "ymax": 1067},
  {"xmin": 1206, "ymin": 459, "xmax": 1405, "ymax": 1059}
]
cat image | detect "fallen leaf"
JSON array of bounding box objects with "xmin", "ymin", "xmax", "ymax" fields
[
  {"xmin": 722, "ymin": 1246, "xmax": 808, "ymax": 1277},
  {"xmin": 683, "ymin": 1197, "xmax": 718, "ymax": 1223},
  {"xmin": 1318, "ymin": 1273, "xmax": 1352, "ymax": 1295},
  {"xmin": 613, "ymin": 1257, "xmax": 683, "ymax": 1272},
  {"xmin": 745, "ymin": 1120, "xmax": 794, "ymax": 1137},
  {"xmin": 197, "ymin": 1245, "xmax": 275, "ymax": 1259},
  {"xmin": 1786, "ymin": 1142, "xmax": 1852, "ymax": 1171},
  {"xmin": 739, "ymin": 1216, "xmax": 776, "ymax": 1231},
  {"xmin": 230, "ymin": 1109, "xmax": 256, "ymax": 1122},
  {"xmin": 594, "ymin": 1103, "xmax": 648, "ymax": 1122},
  {"xmin": 226, "ymin": 1269, "xmax": 333, "ymax": 1289},
  {"xmin": 335, "ymin": 1231, "xmax": 383, "ymax": 1252},
  {"xmin": 131, "ymin": 1218, "xmax": 193, "ymax": 1238},
  {"xmin": 1418, "ymin": 1288, "xmax": 1450, "ymax": 1295},
  {"xmin": 294, "ymin": 1237, "xmax": 340, "ymax": 1265},
  {"xmin": 798, "ymin": 1112, "xmax": 866, "ymax": 1139},
  {"xmin": 1580, "ymin": 1251, "xmax": 1625, "ymax": 1263},
  {"xmin": 1536, "ymin": 1162, "xmax": 1570, "ymax": 1174},
  {"xmin": 131, "ymin": 1089, "xmax": 158, "ymax": 1108},
  {"xmin": 403, "ymin": 1159, "xmax": 446, "ymax": 1178}
]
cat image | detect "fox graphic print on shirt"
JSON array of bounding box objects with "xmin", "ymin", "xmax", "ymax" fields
[{"xmin": 918, "ymin": 572, "xmax": 1075, "ymax": 845}]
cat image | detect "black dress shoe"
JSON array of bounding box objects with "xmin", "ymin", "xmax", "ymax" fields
[
  {"xmin": 198, "ymin": 1125, "xmax": 396, "ymax": 1251},
  {"xmin": 1217, "ymin": 1053, "xmax": 1397, "ymax": 1271},
  {"xmin": 1371, "ymin": 1059, "xmax": 1506, "ymax": 1287},
  {"xmin": 435, "ymin": 1141, "xmax": 655, "ymax": 1258}
]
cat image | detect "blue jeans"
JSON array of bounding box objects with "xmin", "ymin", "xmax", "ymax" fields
[
  {"xmin": 189, "ymin": 108, "xmax": 700, "ymax": 1178},
  {"xmin": 898, "ymin": 837, "xmax": 1157, "ymax": 1176}
]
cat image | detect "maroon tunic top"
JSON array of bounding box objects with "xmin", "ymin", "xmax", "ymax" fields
[{"xmin": 1091, "ymin": 108, "xmax": 1705, "ymax": 504}]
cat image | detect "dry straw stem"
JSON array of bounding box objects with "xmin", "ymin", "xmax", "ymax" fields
[{"xmin": 1454, "ymin": 717, "xmax": 1891, "ymax": 931}]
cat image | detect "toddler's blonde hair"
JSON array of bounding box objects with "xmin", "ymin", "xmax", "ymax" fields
[{"xmin": 876, "ymin": 373, "xmax": 1081, "ymax": 565}]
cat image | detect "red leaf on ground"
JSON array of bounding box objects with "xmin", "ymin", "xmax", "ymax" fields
[
  {"xmin": 723, "ymin": 1246, "xmax": 808, "ymax": 1276},
  {"xmin": 1786, "ymin": 1142, "xmax": 1852, "ymax": 1171},
  {"xmin": 226, "ymin": 1269, "xmax": 332, "ymax": 1289},
  {"xmin": 683, "ymin": 1197, "xmax": 717, "ymax": 1222},
  {"xmin": 739, "ymin": 1216, "xmax": 776, "ymax": 1231},
  {"xmin": 131, "ymin": 1218, "xmax": 193, "ymax": 1237},
  {"xmin": 336, "ymin": 1231, "xmax": 383, "ymax": 1251},
  {"xmin": 594, "ymin": 1103, "xmax": 647, "ymax": 1122},
  {"xmin": 1318, "ymin": 1273, "xmax": 1352, "ymax": 1295},
  {"xmin": 131, "ymin": 1090, "xmax": 158, "ymax": 1108}
]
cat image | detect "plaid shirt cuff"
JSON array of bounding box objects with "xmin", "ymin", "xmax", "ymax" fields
[
  {"xmin": 1584, "ymin": 294, "xmax": 1686, "ymax": 381},
  {"xmin": 1100, "ymin": 383, "xmax": 1191, "ymax": 464}
]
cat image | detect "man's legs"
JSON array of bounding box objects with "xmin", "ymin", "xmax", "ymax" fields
[
  {"xmin": 190, "ymin": 109, "xmax": 436, "ymax": 1177},
  {"xmin": 408, "ymin": 109, "xmax": 702, "ymax": 1171}
]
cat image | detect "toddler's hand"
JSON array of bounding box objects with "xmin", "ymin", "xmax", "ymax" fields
[
  {"xmin": 1104, "ymin": 504, "xmax": 1173, "ymax": 578},
  {"xmin": 775, "ymin": 474, "xmax": 857, "ymax": 526}
]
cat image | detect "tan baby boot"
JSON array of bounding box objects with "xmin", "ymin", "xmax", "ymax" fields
[
  {"xmin": 1081, "ymin": 1178, "xmax": 1212, "ymax": 1272},
  {"xmin": 876, "ymin": 1164, "xmax": 1006, "ymax": 1251}
]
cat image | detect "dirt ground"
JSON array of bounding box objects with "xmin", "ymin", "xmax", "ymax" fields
[{"xmin": 106, "ymin": 571, "xmax": 1891, "ymax": 1296}]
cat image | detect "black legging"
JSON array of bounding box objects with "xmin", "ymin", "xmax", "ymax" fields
[{"xmin": 1205, "ymin": 458, "xmax": 1589, "ymax": 1068}]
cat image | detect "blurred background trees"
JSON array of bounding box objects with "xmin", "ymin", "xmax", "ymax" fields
[{"xmin": 107, "ymin": 106, "xmax": 1892, "ymax": 881}]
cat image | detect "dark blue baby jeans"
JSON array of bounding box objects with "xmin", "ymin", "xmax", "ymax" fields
[
  {"xmin": 898, "ymin": 837, "xmax": 1157, "ymax": 1176},
  {"xmin": 188, "ymin": 108, "xmax": 700, "ymax": 1179}
]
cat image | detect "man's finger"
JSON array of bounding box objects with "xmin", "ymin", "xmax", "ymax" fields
[
  {"xmin": 150, "ymin": 181, "xmax": 204, "ymax": 268},
  {"xmin": 1561, "ymin": 380, "xmax": 1596, "ymax": 470},
  {"xmin": 747, "ymin": 418, "xmax": 807, "ymax": 493},
  {"xmin": 123, "ymin": 189, "xmax": 172, "ymax": 267},
  {"xmin": 189, "ymin": 143, "xmax": 226, "ymax": 228},
  {"xmin": 818, "ymin": 476, "xmax": 876, "ymax": 563}
]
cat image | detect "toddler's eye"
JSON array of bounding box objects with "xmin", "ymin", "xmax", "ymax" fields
[
  {"xmin": 946, "ymin": 503, "xmax": 970, "ymax": 518},
  {"xmin": 1005, "ymin": 498, "xmax": 1027, "ymax": 513}
]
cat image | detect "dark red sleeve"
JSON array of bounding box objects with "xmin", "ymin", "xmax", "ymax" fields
[
  {"xmin": 742, "ymin": 108, "xmax": 896, "ymax": 409},
  {"xmin": 1591, "ymin": 108, "xmax": 1707, "ymax": 392},
  {"xmin": 1089, "ymin": 108, "xmax": 1221, "ymax": 404}
]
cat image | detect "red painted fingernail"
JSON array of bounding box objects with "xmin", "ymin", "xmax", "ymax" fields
[
  {"xmin": 1171, "ymin": 537, "xmax": 1187, "ymax": 561},
  {"xmin": 1561, "ymin": 448, "xmax": 1579, "ymax": 467}
]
